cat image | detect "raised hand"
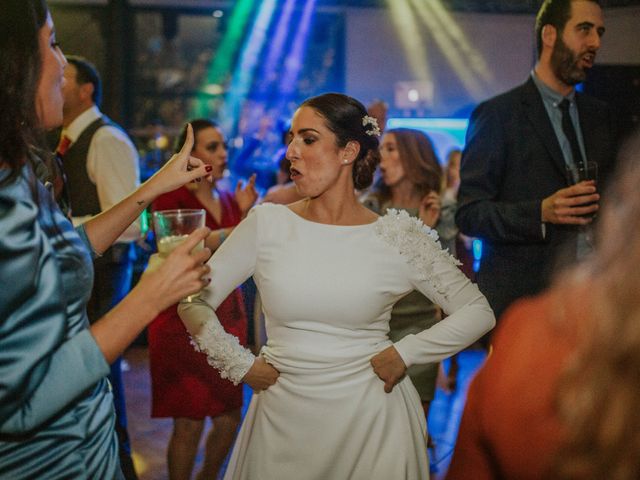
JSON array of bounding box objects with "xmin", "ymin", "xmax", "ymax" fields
[
  {"xmin": 145, "ymin": 124, "xmax": 214, "ymax": 197},
  {"xmin": 419, "ymin": 190, "xmax": 442, "ymax": 228},
  {"xmin": 235, "ymin": 173, "xmax": 258, "ymax": 216},
  {"xmin": 370, "ymin": 346, "xmax": 407, "ymax": 393},
  {"xmin": 242, "ymin": 357, "xmax": 280, "ymax": 392},
  {"xmin": 541, "ymin": 180, "xmax": 599, "ymax": 225},
  {"xmin": 136, "ymin": 227, "xmax": 212, "ymax": 311}
]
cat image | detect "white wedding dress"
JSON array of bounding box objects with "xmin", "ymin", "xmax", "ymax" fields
[{"xmin": 179, "ymin": 203, "xmax": 494, "ymax": 480}]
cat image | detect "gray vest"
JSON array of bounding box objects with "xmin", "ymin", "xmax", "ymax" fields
[{"xmin": 63, "ymin": 115, "xmax": 121, "ymax": 217}]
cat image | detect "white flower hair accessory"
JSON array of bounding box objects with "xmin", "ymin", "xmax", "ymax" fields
[{"xmin": 362, "ymin": 115, "xmax": 381, "ymax": 137}]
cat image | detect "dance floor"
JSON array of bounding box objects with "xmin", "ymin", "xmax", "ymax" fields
[{"xmin": 123, "ymin": 346, "xmax": 486, "ymax": 480}]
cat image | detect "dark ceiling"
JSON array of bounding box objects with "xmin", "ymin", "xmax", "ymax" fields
[{"xmin": 317, "ymin": 0, "xmax": 640, "ymax": 13}]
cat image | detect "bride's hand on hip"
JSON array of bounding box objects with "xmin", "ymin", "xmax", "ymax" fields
[
  {"xmin": 243, "ymin": 357, "xmax": 280, "ymax": 392},
  {"xmin": 370, "ymin": 346, "xmax": 407, "ymax": 393}
]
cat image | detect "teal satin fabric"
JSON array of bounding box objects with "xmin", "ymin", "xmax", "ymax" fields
[{"xmin": 0, "ymin": 165, "xmax": 119, "ymax": 479}]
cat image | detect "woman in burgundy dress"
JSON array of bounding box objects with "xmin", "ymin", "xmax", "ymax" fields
[{"xmin": 150, "ymin": 119, "xmax": 257, "ymax": 480}]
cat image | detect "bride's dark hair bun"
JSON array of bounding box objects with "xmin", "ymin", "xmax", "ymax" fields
[{"xmin": 301, "ymin": 93, "xmax": 380, "ymax": 190}]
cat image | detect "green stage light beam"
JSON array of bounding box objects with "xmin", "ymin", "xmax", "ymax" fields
[{"xmin": 191, "ymin": 0, "xmax": 256, "ymax": 119}]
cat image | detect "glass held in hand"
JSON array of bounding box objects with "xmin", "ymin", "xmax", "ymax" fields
[
  {"xmin": 153, "ymin": 208, "xmax": 206, "ymax": 302},
  {"xmin": 566, "ymin": 161, "xmax": 598, "ymax": 219}
]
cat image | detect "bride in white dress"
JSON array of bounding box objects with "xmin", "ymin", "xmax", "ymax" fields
[{"xmin": 178, "ymin": 93, "xmax": 495, "ymax": 479}]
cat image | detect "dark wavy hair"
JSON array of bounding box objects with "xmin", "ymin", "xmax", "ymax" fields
[
  {"xmin": 0, "ymin": 0, "xmax": 48, "ymax": 186},
  {"xmin": 173, "ymin": 118, "xmax": 220, "ymax": 154},
  {"xmin": 377, "ymin": 128, "xmax": 442, "ymax": 203},
  {"xmin": 301, "ymin": 93, "xmax": 380, "ymax": 190},
  {"xmin": 535, "ymin": 0, "xmax": 601, "ymax": 58}
]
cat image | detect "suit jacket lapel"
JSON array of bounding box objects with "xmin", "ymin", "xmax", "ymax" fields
[{"xmin": 521, "ymin": 78, "xmax": 568, "ymax": 181}]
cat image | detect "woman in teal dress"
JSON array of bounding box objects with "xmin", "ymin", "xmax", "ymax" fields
[
  {"xmin": 0, "ymin": 2, "xmax": 212, "ymax": 478},
  {"xmin": 362, "ymin": 128, "xmax": 446, "ymax": 417}
]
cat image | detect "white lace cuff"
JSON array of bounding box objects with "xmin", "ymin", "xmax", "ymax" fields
[
  {"xmin": 191, "ymin": 324, "xmax": 255, "ymax": 385},
  {"xmin": 179, "ymin": 301, "xmax": 255, "ymax": 385},
  {"xmin": 374, "ymin": 209, "xmax": 461, "ymax": 299}
]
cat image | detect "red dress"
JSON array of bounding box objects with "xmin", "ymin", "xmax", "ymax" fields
[{"xmin": 148, "ymin": 186, "xmax": 248, "ymax": 418}]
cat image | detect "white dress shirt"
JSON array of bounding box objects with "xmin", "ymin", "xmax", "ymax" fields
[{"xmin": 64, "ymin": 105, "xmax": 141, "ymax": 243}]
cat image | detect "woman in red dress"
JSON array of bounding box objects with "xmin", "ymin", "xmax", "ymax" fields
[{"xmin": 149, "ymin": 119, "xmax": 257, "ymax": 480}]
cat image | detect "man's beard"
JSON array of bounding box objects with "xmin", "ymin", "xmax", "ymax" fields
[{"xmin": 550, "ymin": 37, "xmax": 592, "ymax": 86}]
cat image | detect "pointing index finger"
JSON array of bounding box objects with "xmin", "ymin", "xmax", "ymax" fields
[{"xmin": 179, "ymin": 123, "xmax": 194, "ymax": 157}]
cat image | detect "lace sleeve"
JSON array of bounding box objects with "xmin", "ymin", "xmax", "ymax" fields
[
  {"xmin": 374, "ymin": 208, "xmax": 461, "ymax": 299},
  {"xmin": 374, "ymin": 209, "xmax": 495, "ymax": 367},
  {"xmin": 178, "ymin": 207, "xmax": 263, "ymax": 384},
  {"xmin": 179, "ymin": 300, "xmax": 255, "ymax": 385}
]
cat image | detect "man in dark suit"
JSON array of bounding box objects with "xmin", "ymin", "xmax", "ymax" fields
[{"xmin": 456, "ymin": 0, "xmax": 618, "ymax": 324}]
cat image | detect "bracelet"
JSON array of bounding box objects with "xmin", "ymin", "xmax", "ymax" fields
[{"xmin": 219, "ymin": 229, "xmax": 227, "ymax": 244}]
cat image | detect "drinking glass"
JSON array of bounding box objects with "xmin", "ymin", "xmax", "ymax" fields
[
  {"xmin": 153, "ymin": 208, "xmax": 206, "ymax": 301},
  {"xmin": 567, "ymin": 161, "xmax": 598, "ymax": 218},
  {"xmin": 575, "ymin": 161, "xmax": 598, "ymax": 184}
]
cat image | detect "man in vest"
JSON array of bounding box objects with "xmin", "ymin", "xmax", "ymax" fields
[{"xmin": 59, "ymin": 55, "xmax": 140, "ymax": 480}]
